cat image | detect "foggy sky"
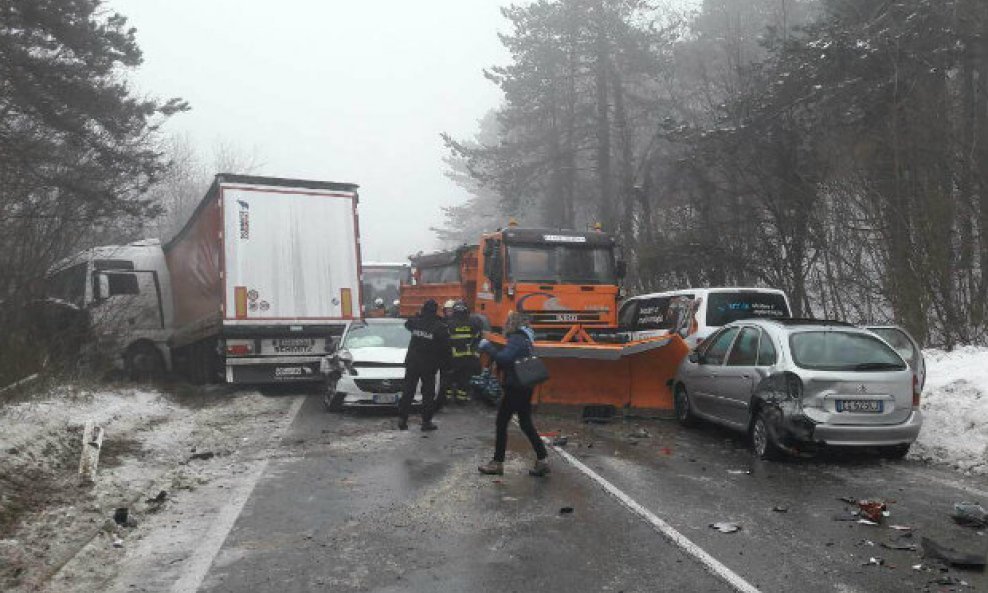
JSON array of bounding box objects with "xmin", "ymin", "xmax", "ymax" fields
[{"xmin": 111, "ymin": 0, "xmax": 508, "ymax": 261}]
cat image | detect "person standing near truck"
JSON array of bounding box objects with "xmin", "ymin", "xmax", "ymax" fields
[
  {"xmin": 447, "ymin": 300, "xmax": 483, "ymax": 403},
  {"xmin": 398, "ymin": 299, "xmax": 450, "ymax": 431},
  {"xmin": 477, "ymin": 312, "xmax": 550, "ymax": 477}
]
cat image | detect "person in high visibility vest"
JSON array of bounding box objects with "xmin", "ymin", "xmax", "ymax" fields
[{"xmin": 446, "ymin": 300, "xmax": 484, "ymax": 403}]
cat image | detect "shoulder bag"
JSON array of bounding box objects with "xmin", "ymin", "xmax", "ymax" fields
[{"xmin": 514, "ymin": 339, "xmax": 550, "ymax": 387}]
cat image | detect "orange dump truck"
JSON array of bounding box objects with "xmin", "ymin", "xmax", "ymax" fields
[{"xmin": 400, "ymin": 226, "xmax": 689, "ymax": 412}]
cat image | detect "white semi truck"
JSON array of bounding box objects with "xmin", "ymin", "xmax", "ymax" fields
[{"xmin": 47, "ymin": 174, "xmax": 363, "ymax": 384}]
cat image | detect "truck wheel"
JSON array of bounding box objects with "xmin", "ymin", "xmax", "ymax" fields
[
  {"xmin": 125, "ymin": 344, "xmax": 165, "ymax": 382},
  {"xmin": 674, "ymin": 385, "xmax": 696, "ymax": 427},
  {"xmin": 751, "ymin": 408, "xmax": 783, "ymax": 460}
]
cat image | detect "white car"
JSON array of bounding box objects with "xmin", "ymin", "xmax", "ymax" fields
[
  {"xmin": 619, "ymin": 287, "xmax": 792, "ymax": 348},
  {"xmin": 323, "ymin": 318, "xmax": 424, "ymax": 412}
]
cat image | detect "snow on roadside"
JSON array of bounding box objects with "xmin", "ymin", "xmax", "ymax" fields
[
  {"xmin": 0, "ymin": 384, "xmax": 298, "ymax": 593},
  {"xmin": 913, "ymin": 346, "xmax": 988, "ymax": 474}
]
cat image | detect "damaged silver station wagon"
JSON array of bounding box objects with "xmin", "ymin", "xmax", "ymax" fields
[{"xmin": 672, "ymin": 319, "xmax": 923, "ymax": 459}]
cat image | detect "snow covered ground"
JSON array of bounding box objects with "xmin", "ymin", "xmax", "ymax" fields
[
  {"xmin": 0, "ymin": 384, "xmax": 303, "ymax": 592},
  {"xmin": 913, "ymin": 346, "xmax": 988, "ymax": 474}
]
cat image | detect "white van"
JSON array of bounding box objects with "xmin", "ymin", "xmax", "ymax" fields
[{"xmin": 618, "ymin": 287, "xmax": 792, "ymax": 348}]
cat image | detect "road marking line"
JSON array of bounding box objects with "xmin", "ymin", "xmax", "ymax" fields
[
  {"xmin": 170, "ymin": 395, "xmax": 306, "ymax": 593},
  {"xmin": 551, "ymin": 444, "xmax": 761, "ymax": 593}
]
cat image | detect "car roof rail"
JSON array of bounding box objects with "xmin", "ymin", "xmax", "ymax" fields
[{"xmin": 769, "ymin": 318, "xmax": 855, "ymax": 327}]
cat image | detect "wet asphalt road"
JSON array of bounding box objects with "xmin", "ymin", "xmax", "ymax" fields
[{"xmin": 196, "ymin": 397, "xmax": 988, "ymax": 593}]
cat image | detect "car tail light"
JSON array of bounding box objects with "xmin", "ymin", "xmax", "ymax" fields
[
  {"xmin": 912, "ymin": 373, "xmax": 921, "ymax": 408},
  {"xmin": 226, "ymin": 341, "xmax": 254, "ymax": 356}
]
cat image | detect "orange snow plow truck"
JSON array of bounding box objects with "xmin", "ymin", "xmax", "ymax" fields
[{"xmin": 400, "ymin": 226, "xmax": 689, "ymax": 412}]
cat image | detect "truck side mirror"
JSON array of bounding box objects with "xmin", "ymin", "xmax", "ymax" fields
[{"xmin": 93, "ymin": 273, "xmax": 110, "ymax": 302}]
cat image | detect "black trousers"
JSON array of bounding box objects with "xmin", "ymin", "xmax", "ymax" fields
[
  {"xmin": 494, "ymin": 385, "xmax": 548, "ymax": 462},
  {"xmin": 399, "ymin": 364, "xmax": 438, "ymax": 422},
  {"xmin": 451, "ymin": 356, "xmax": 481, "ymax": 395}
]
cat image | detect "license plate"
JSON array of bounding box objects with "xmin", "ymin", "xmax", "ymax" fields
[
  {"xmin": 373, "ymin": 393, "xmax": 399, "ymax": 405},
  {"xmin": 264, "ymin": 338, "xmax": 321, "ymax": 354},
  {"xmin": 836, "ymin": 400, "xmax": 883, "ymax": 413}
]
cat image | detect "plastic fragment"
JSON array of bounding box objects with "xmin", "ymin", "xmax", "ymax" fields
[
  {"xmin": 952, "ymin": 502, "xmax": 988, "ymax": 528},
  {"xmin": 709, "ymin": 522, "xmax": 741, "ymax": 534}
]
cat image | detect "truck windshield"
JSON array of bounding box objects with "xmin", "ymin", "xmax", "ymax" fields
[
  {"xmin": 362, "ymin": 267, "xmax": 412, "ymax": 309},
  {"xmin": 507, "ymin": 245, "xmax": 616, "ymax": 285},
  {"xmin": 46, "ymin": 263, "xmax": 88, "ymax": 307}
]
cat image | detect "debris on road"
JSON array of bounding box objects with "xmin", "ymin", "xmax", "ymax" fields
[
  {"xmin": 833, "ymin": 512, "xmax": 859, "ymax": 522},
  {"xmin": 881, "ymin": 541, "xmax": 918, "ymax": 552},
  {"xmin": 628, "ymin": 428, "xmax": 650, "ymax": 439},
  {"xmin": 772, "ymin": 506, "xmax": 789, "ymax": 513},
  {"xmin": 890, "ymin": 524, "xmax": 913, "ymax": 531},
  {"xmin": 863, "ymin": 557, "xmax": 884, "ymax": 567},
  {"xmin": 112, "ymin": 508, "xmax": 128, "ymax": 526},
  {"xmin": 709, "ymin": 522, "xmax": 741, "ymax": 534},
  {"xmin": 551, "ymin": 436, "xmax": 568, "ymax": 447},
  {"xmin": 857, "ymin": 500, "xmax": 889, "ymax": 523},
  {"xmin": 932, "ymin": 575, "xmax": 971, "ymax": 588},
  {"xmin": 189, "ymin": 451, "xmax": 215, "ymax": 461},
  {"xmin": 922, "ymin": 537, "xmax": 988, "ymax": 569},
  {"xmin": 112, "ymin": 537, "xmax": 124, "ymax": 549},
  {"xmin": 952, "ymin": 502, "xmax": 988, "ymax": 528},
  {"xmin": 727, "ymin": 469, "xmax": 751, "ymax": 475},
  {"xmin": 559, "ymin": 507, "xmax": 574, "ymax": 515}
]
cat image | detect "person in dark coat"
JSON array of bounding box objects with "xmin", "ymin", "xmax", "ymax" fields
[
  {"xmin": 477, "ymin": 311, "xmax": 549, "ymax": 476},
  {"xmin": 398, "ymin": 299, "xmax": 450, "ymax": 431}
]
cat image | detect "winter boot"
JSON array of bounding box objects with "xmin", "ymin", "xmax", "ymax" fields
[
  {"xmin": 529, "ymin": 459, "xmax": 551, "ymax": 477},
  {"xmin": 397, "ymin": 418, "xmax": 408, "ymax": 431},
  {"xmin": 478, "ymin": 460, "xmax": 504, "ymax": 475},
  {"xmin": 421, "ymin": 421, "xmax": 438, "ymax": 432}
]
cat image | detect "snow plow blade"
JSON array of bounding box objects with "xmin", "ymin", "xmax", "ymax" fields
[{"xmin": 532, "ymin": 335, "xmax": 690, "ymax": 411}]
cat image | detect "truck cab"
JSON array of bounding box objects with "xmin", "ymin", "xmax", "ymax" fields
[
  {"xmin": 476, "ymin": 227, "xmax": 622, "ymax": 336},
  {"xmin": 361, "ymin": 262, "xmax": 413, "ymax": 315},
  {"xmin": 46, "ymin": 239, "xmax": 173, "ymax": 378}
]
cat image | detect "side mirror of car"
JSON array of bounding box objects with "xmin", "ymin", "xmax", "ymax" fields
[{"xmin": 688, "ymin": 351, "xmax": 700, "ymax": 364}]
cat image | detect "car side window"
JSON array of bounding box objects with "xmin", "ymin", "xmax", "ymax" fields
[
  {"xmin": 635, "ymin": 297, "xmax": 671, "ymax": 330},
  {"xmin": 702, "ymin": 327, "xmax": 738, "ymax": 366},
  {"xmin": 757, "ymin": 331, "xmax": 778, "ymax": 366},
  {"xmin": 726, "ymin": 327, "xmax": 759, "ymax": 366},
  {"xmin": 618, "ymin": 300, "xmax": 639, "ymax": 329}
]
